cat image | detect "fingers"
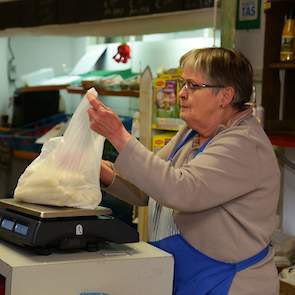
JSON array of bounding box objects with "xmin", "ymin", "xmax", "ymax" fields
[
  {"xmin": 100, "ymin": 161, "xmax": 115, "ymax": 186},
  {"xmin": 87, "ymin": 108, "xmax": 96, "ymax": 121},
  {"xmin": 87, "ymin": 94, "xmax": 102, "ymax": 109},
  {"xmin": 102, "ymin": 160, "xmax": 113, "ymax": 169},
  {"xmin": 87, "ymin": 104, "xmax": 109, "ymax": 131},
  {"xmin": 88, "ymin": 97, "xmax": 110, "ymax": 114},
  {"xmin": 86, "ymin": 88, "xmax": 113, "ymax": 115},
  {"xmin": 86, "ymin": 91, "xmax": 97, "ymax": 102},
  {"xmin": 86, "ymin": 90, "xmax": 104, "ymax": 108}
]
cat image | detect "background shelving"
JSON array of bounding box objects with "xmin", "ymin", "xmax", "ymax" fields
[{"xmin": 262, "ymin": 1, "xmax": 295, "ymax": 142}]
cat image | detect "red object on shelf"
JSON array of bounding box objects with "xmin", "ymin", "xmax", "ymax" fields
[
  {"xmin": 269, "ymin": 134, "xmax": 295, "ymax": 147},
  {"xmin": 113, "ymin": 43, "xmax": 131, "ymax": 63}
]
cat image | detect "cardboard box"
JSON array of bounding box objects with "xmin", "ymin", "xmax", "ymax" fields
[
  {"xmin": 152, "ymin": 70, "xmax": 184, "ymax": 130},
  {"xmin": 280, "ymin": 280, "xmax": 295, "ymax": 295},
  {"xmin": 152, "ymin": 132, "xmax": 176, "ymax": 153}
]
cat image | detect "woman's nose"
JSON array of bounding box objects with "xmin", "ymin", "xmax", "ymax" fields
[{"xmin": 179, "ymin": 87, "xmax": 187, "ymax": 101}]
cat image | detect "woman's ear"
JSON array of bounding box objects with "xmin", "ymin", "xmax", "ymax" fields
[{"xmin": 220, "ymin": 86, "xmax": 235, "ymax": 108}]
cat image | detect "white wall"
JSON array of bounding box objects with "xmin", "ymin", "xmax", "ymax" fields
[
  {"xmin": 98, "ymin": 30, "xmax": 218, "ymax": 76},
  {"xmin": 131, "ymin": 37, "xmax": 215, "ymax": 75},
  {"xmin": 0, "ymin": 36, "xmax": 90, "ymax": 117},
  {"xmin": 10, "ymin": 36, "xmax": 86, "ymax": 79}
]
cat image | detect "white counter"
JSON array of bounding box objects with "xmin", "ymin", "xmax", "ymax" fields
[{"xmin": 0, "ymin": 240, "xmax": 173, "ymax": 295}]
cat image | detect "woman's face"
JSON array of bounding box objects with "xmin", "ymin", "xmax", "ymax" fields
[{"xmin": 179, "ymin": 66, "xmax": 224, "ymax": 134}]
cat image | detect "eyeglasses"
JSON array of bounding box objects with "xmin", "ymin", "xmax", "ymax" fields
[{"xmin": 177, "ymin": 78, "xmax": 224, "ymax": 92}]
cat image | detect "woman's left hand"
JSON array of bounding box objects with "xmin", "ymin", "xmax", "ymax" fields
[{"xmin": 87, "ymin": 91, "xmax": 132, "ymax": 152}]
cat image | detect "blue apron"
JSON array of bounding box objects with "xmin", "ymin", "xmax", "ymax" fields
[
  {"xmin": 151, "ymin": 235, "xmax": 269, "ymax": 295},
  {"xmin": 151, "ymin": 130, "xmax": 269, "ymax": 295}
]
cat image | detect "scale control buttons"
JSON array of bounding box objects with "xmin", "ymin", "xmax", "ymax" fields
[
  {"xmin": 1, "ymin": 219, "xmax": 15, "ymax": 231},
  {"xmin": 14, "ymin": 223, "xmax": 29, "ymax": 236}
]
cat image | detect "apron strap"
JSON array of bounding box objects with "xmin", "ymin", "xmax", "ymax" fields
[
  {"xmin": 168, "ymin": 130, "xmax": 197, "ymax": 161},
  {"xmin": 234, "ymin": 245, "xmax": 270, "ymax": 272}
]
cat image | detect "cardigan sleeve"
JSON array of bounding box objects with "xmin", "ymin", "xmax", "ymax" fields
[
  {"xmin": 103, "ymin": 131, "xmax": 180, "ymax": 206},
  {"xmin": 114, "ymin": 128, "xmax": 279, "ymax": 212}
]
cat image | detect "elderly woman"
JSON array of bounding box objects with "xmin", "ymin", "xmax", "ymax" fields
[{"xmin": 87, "ymin": 47, "xmax": 280, "ymax": 295}]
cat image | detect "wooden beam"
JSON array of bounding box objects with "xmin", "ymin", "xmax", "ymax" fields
[{"xmin": 221, "ymin": 0, "xmax": 236, "ymax": 49}]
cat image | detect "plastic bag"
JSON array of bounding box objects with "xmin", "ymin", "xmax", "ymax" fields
[{"xmin": 14, "ymin": 88, "xmax": 105, "ymax": 209}]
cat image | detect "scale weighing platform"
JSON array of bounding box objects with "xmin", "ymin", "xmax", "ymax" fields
[{"xmin": 0, "ymin": 198, "xmax": 139, "ymax": 254}]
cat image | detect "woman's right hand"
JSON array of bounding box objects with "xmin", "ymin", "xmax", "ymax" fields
[
  {"xmin": 87, "ymin": 91, "xmax": 131, "ymax": 152},
  {"xmin": 100, "ymin": 160, "xmax": 115, "ymax": 187}
]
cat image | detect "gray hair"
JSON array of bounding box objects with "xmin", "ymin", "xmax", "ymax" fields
[{"xmin": 179, "ymin": 47, "xmax": 253, "ymax": 110}]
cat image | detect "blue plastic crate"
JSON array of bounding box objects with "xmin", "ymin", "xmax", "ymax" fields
[
  {"xmin": 22, "ymin": 113, "xmax": 70, "ymax": 129},
  {"xmin": 0, "ymin": 129, "xmax": 15, "ymax": 149},
  {"xmin": 120, "ymin": 115, "xmax": 133, "ymax": 132},
  {"xmin": 0, "ymin": 114, "xmax": 132, "ymax": 154},
  {"xmin": 0, "ymin": 113, "xmax": 70, "ymax": 153}
]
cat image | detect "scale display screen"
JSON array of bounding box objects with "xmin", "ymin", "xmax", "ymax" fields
[
  {"xmin": 14, "ymin": 223, "xmax": 29, "ymax": 236},
  {"xmin": 1, "ymin": 219, "xmax": 15, "ymax": 231}
]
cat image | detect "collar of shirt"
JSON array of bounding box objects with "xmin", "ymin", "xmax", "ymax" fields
[
  {"xmin": 214, "ymin": 106, "xmax": 253, "ymax": 136},
  {"xmin": 192, "ymin": 133, "xmax": 201, "ymax": 149}
]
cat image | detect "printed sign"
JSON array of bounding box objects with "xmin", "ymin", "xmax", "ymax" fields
[{"xmin": 236, "ymin": 0, "xmax": 261, "ymax": 30}]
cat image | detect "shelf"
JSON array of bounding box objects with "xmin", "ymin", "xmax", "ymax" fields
[
  {"xmin": 151, "ymin": 126, "xmax": 179, "ymax": 132},
  {"xmin": 269, "ymin": 62, "xmax": 295, "ymax": 70},
  {"xmin": 13, "ymin": 150, "xmax": 39, "ymax": 160},
  {"xmin": 19, "ymin": 85, "xmax": 70, "ymax": 93},
  {"xmin": 67, "ymin": 86, "xmax": 139, "ymax": 97},
  {"xmin": 18, "ymin": 84, "xmax": 139, "ymax": 97},
  {"xmin": 269, "ymin": 134, "xmax": 295, "ymax": 147},
  {"xmin": 0, "ymin": 127, "xmax": 10, "ymax": 132}
]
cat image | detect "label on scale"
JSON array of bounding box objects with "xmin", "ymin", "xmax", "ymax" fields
[{"xmin": 75, "ymin": 224, "xmax": 83, "ymax": 236}]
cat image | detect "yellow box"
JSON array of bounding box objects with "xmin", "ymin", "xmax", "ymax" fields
[
  {"xmin": 153, "ymin": 70, "xmax": 182, "ymax": 122},
  {"xmin": 152, "ymin": 132, "xmax": 176, "ymax": 153}
]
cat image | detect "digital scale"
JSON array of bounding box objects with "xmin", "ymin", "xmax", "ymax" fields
[{"xmin": 0, "ymin": 198, "xmax": 139, "ymax": 254}]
